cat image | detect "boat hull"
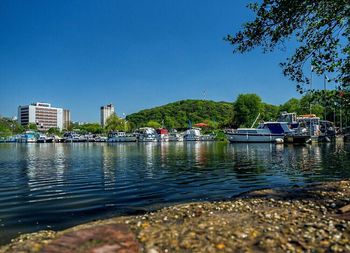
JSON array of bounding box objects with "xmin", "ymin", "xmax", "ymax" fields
[
  {"xmin": 138, "ymin": 138, "xmax": 157, "ymax": 142},
  {"xmin": 284, "ymin": 135, "xmax": 311, "ymax": 144},
  {"xmin": 108, "ymin": 137, "xmax": 137, "ymax": 142},
  {"xmin": 226, "ymin": 133, "xmax": 284, "ymax": 143}
]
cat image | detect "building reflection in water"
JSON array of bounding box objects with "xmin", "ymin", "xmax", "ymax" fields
[
  {"xmin": 1, "ymin": 141, "xmax": 350, "ymax": 246},
  {"xmin": 23, "ymin": 144, "xmax": 71, "ymax": 202},
  {"xmin": 101, "ymin": 144, "xmax": 118, "ymax": 189}
]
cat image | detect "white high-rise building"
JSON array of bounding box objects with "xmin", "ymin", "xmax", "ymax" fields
[
  {"xmin": 18, "ymin": 102, "xmax": 69, "ymax": 131},
  {"xmin": 100, "ymin": 104, "xmax": 115, "ymax": 127}
]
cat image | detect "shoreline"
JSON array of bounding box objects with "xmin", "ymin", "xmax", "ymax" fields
[{"xmin": 1, "ymin": 180, "xmax": 350, "ymax": 252}]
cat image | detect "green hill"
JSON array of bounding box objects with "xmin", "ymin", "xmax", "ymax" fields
[{"xmin": 126, "ymin": 99, "xmax": 233, "ymax": 129}]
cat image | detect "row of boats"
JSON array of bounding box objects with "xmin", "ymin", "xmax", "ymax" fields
[
  {"xmin": 73, "ymin": 127, "xmax": 216, "ymax": 142},
  {"xmin": 0, "ymin": 113, "xmax": 340, "ymax": 144},
  {"xmin": 1, "ymin": 127, "xmax": 216, "ymax": 143}
]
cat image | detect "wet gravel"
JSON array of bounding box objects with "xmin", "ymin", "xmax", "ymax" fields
[{"xmin": 1, "ymin": 180, "xmax": 350, "ymax": 253}]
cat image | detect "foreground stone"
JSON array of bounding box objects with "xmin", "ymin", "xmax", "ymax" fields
[
  {"xmin": 40, "ymin": 224, "xmax": 140, "ymax": 253},
  {"xmin": 1, "ymin": 180, "xmax": 350, "ymax": 253}
]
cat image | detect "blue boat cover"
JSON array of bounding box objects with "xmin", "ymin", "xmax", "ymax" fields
[{"xmin": 266, "ymin": 123, "xmax": 285, "ymax": 134}]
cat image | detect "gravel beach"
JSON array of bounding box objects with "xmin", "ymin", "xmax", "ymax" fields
[{"xmin": 1, "ymin": 180, "xmax": 350, "ymax": 253}]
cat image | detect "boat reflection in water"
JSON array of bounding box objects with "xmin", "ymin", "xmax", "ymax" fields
[{"xmin": 0, "ymin": 142, "xmax": 350, "ymax": 244}]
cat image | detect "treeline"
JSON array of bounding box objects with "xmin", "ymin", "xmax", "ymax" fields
[
  {"xmin": 0, "ymin": 117, "xmax": 24, "ymax": 137},
  {"xmin": 125, "ymin": 97, "xmax": 283, "ymax": 129},
  {"xmin": 0, "ymin": 117, "xmax": 66, "ymax": 137},
  {"xmin": 126, "ymin": 92, "xmax": 350, "ymax": 129},
  {"xmin": 230, "ymin": 93, "xmax": 324, "ymax": 128},
  {"xmin": 126, "ymin": 100, "xmax": 233, "ymax": 129},
  {"xmin": 1, "ymin": 92, "xmax": 349, "ymax": 136}
]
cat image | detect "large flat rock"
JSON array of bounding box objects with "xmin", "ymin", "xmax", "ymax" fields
[{"xmin": 40, "ymin": 224, "xmax": 140, "ymax": 253}]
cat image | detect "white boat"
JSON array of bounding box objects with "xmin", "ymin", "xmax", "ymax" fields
[
  {"xmin": 107, "ymin": 132, "xmax": 137, "ymax": 142},
  {"xmin": 183, "ymin": 128, "xmax": 201, "ymax": 141},
  {"xmin": 226, "ymin": 122, "xmax": 292, "ymax": 143},
  {"xmin": 37, "ymin": 134, "xmax": 48, "ymax": 143},
  {"xmin": 200, "ymin": 134, "xmax": 216, "ymax": 141},
  {"xmin": 85, "ymin": 134, "xmax": 96, "ymax": 142},
  {"xmin": 95, "ymin": 136, "xmax": 108, "ymax": 142},
  {"xmin": 17, "ymin": 131, "xmax": 37, "ymax": 143},
  {"xmin": 63, "ymin": 132, "xmax": 86, "ymax": 142},
  {"xmin": 53, "ymin": 135, "xmax": 63, "ymax": 143},
  {"xmin": 156, "ymin": 128, "xmax": 169, "ymax": 142},
  {"xmin": 168, "ymin": 132, "xmax": 183, "ymax": 142},
  {"xmin": 137, "ymin": 127, "xmax": 157, "ymax": 142}
]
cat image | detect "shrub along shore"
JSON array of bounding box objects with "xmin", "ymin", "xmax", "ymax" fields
[{"xmin": 1, "ymin": 180, "xmax": 350, "ymax": 253}]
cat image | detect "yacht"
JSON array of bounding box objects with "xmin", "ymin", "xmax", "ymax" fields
[
  {"xmin": 183, "ymin": 128, "xmax": 201, "ymax": 141},
  {"xmin": 17, "ymin": 131, "xmax": 37, "ymax": 143},
  {"xmin": 156, "ymin": 128, "xmax": 169, "ymax": 142},
  {"xmin": 168, "ymin": 132, "xmax": 183, "ymax": 142},
  {"xmin": 107, "ymin": 132, "xmax": 137, "ymax": 142},
  {"xmin": 63, "ymin": 132, "xmax": 85, "ymax": 142},
  {"xmin": 225, "ymin": 122, "xmax": 292, "ymax": 143},
  {"xmin": 137, "ymin": 127, "xmax": 157, "ymax": 142},
  {"xmin": 53, "ymin": 135, "xmax": 63, "ymax": 143},
  {"xmin": 85, "ymin": 134, "xmax": 96, "ymax": 142},
  {"xmin": 200, "ymin": 133, "xmax": 216, "ymax": 141},
  {"xmin": 95, "ymin": 136, "xmax": 108, "ymax": 142}
]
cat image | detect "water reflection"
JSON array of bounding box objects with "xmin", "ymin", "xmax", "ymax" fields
[{"xmin": 0, "ymin": 142, "xmax": 349, "ymax": 244}]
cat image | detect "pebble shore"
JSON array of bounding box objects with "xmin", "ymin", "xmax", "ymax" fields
[{"xmin": 1, "ymin": 180, "xmax": 350, "ymax": 253}]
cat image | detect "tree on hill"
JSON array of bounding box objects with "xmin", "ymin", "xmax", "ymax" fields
[
  {"xmin": 146, "ymin": 121, "xmax": 162, "ymax": 129},
  {"xmin": 280, "ymin": 94, "xmax": 324, "ymax": 118},
  {"xmin": 280, "ymin": 98, "xmax": 301, "ymax": 114},
  {"xmin": 126, "ymin": 100, "xmax": 233, "ymax": 129},
  {"xmin": 299, "ymin": 94, "xmax": 324, "ymax": 117},
  {"xmin": 232, "ymin": 94, "xmax": 263, "ymax": 127},
  {"xmin": 262, "ymin": 103, "xmax": 280, "ymax": 122},
  {"xmin": 78, "ymin": 123, "xmax": 103, "ymax": 134},
  {"xmin": 226, "ymin": 0, "xmax": 350, "ymax": 91},
  {"xmin": 105, "ymin": 114, "xmax": 130, "ymax": 132}
]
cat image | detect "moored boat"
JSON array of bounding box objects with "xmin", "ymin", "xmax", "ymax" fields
[
  {"xmin": 63, "ymin": 132, "xmax": 86, "ymax": 142},
  {"xmin": 200, "ymin": 133, "xmax": 216, "ymax": 141},
  {"xmin": 137, "ymin": 127, "xmax": 157, "ymax": 142},
  {"xmin": 168, "ymin": 132, "xmax": 183, "ymax": 142},
  {"xmin": 37, "ymin": 134, "xmax": 48, "ymax": 143},
  {"xmin": 107, "ymin": 132, "xmax": 137, "ymax": 142},
  {"xmin": 225, "ymin": 122, "xmax": 292, "ymax": 143},
  {"xmin": 17, "ymin": 131, "xmax": 37, "ymax": 143},
  {"xmin": 95, "ymin": 136, "xmax": 108, "ymax": 142},
  {"xmin": 156, "ymin": 128, "xmax": 169, "ymax": 142},
  {"xmin": 183, "ymin": 128, "xmax": 201, "ymax": 141}
]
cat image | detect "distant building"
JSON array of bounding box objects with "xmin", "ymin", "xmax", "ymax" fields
[
  {"xmin": 72, "ymin": 121, "xmax": 89, "ymax": 126},
  {"xmin": 17, "ymin": 102, "xmax": 68, "ymax": 131},
  {"xmin": 63, "ymin": 109, "xmax": 71, "ymax": 129},
  {"xmin": 100, "ymin": 104, "xmax": 115, "ymax": 127}
]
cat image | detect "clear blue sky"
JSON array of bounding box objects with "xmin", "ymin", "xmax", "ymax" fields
[{"xmin": 1, "ymin": 0, "xmax": 317, "ymax": 122}]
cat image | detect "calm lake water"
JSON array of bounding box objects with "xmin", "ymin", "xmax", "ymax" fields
[{"xmin": 0, "ymin": 141, "xmax": 350, "ymax": 244}]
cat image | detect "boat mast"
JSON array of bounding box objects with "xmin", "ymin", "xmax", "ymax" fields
[
  {"xmin": 310, "ymin": 66, "xmax": 312, "ymax": 114},
  {"xmin": 251, "ymin": 113, "xmax": 261, "ymax": 128},
  {"xmin": 324, "ymin": 75, "xmax": 327, "ymax": 120}
]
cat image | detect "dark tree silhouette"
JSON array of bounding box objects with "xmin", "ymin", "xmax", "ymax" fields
[{"xmin": 226, "ymin": 0, "xmax": 350, "ymax": 92}]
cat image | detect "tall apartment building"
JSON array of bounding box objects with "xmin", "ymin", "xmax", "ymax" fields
[
  {"xmin": 100, "ymin": 104, "xmax": 115, "ymax": 127},
  {"xmin": 18, "ymin": 102, "xmax": 69, "ymax": 131},
  {"xmin": 63, "ymin": 109, "xmax": 71, "ymax": 129}
]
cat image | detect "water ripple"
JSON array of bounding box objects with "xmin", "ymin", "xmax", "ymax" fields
[{"xmin": 0, "ymin": 142, "xmax": 350, "ymax": 244}]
